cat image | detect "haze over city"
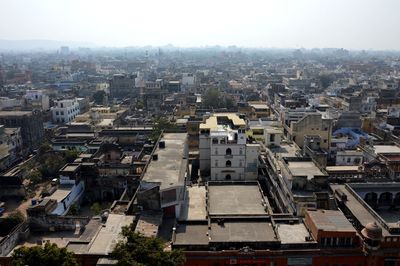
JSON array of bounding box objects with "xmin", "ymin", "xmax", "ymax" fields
[{"xmin": 1, "ymin": 0, "xmax": 400, "ymax": 50}]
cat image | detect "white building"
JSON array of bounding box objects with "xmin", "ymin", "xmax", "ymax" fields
[
  {"xmin": 0, "ymin": 97, "xmax": 21, "ymax": 110},
  {"xmin": 51, "ymin": 98, "xmax": 80, "ymax": 124},
  {"xmin": 199, "ymin": 113, "xmax": 260, "ymax": 180},
  {"xmin": 25, "ymin": 90, "xmax": 50, "ymax": 111}
]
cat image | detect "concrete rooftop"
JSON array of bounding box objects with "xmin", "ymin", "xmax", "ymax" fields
[
  {"xmin": 142, "ymin": 133, "xmax": 188, "ymax": 190},
  {"xmin": 208, "ymin": 184, "xmax": 268, "ymax": 216}
]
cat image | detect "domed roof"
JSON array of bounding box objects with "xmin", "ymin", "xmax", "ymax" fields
[{"xmin": 361, "ymin": 222, "xmax": 383, "ymax": 240}]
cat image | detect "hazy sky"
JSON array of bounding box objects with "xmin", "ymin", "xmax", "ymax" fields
[{"xmin": 0, "ymin": 0, "xmax": 399, "ymax": 50}]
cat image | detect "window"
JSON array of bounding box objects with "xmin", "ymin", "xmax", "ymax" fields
[
  {"xmin": 324, "ymin": 139, "xmax": 327, "ymax": 143},
  {"xmin": 270, "ymin": 134, "xmax": 275, "ymax": 142},
  {"xmin": 215, "ymin": 160, "xmax": 218, "ymax": 167},
  {"xmin": 61, "ymin": 111, "xmax": 64, "ymax": 115},
  {"xmin": 347, "ymin": 158, "xmax": 351, "ymax": 163},
  {"xmin": 226, "ymin": 160, "xmax": 232, "ymax": 167},
  {"xmin": 61, "ymin": 103, "xmax": 64, "ymax": 108},
  {"xmin": 215, "ymin": 148, "xmax": 218, "ymax": 155},
  {"xmin": 226, "ymin": 148, "xmax": 232, "ymax": 155},
  {"xmin": 225, "ymin": 174, "xmax": 231, "ymax": 180},
  {"xmin": 56, "ymin": 111, "xmax": 59, "ymax": 115},
  {"xmin": 239, "ymin": 148, "xmax": 243, "ymax": 155},
  {"xmin": 354, "ymin": 158, "xmax": 361, "ymax": 164},
  {"xmin": 212, "ymin": 138, "xmax": 218, "ymax": 144}
]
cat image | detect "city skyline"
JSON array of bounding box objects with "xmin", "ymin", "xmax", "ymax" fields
[{"xmin": 1, "ymin": 0, "xmax": 400, "ymax": 50}]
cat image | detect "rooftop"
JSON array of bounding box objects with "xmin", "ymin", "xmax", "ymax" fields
[
  {"xmin": 373, "ymin": 145, "xmax": 400, "ymax": 155},
  {"xmin": 87, "ymin": 214, "xmax": 134, "ymax": 255},
  {"xmin": 208, "ymin": 184, "xmax": 268, "ymax": 216},
  {"xmin": 179, "ymin": 186, "xmax": 207, "ymax": 221},
  {"xmin": 47, "ymin": 185, "xmax": 73, "ymax": 202},
  {"xmin": 200, "ymin": 113, "xmax": 246, "ymax": 130},
  {"xmin": 276, "ymin": 223, "xmax": 312, "ymax": 244},
  {"xmin": 286, "ymin": 161, "xmax": 327, "ymax": 179},
  {"xmin": 142, "ymin": 133, "xmax": 188, "ymax": 190},
  {"xmin": 210, "ymin": 220, "xmax": 277, "ymax": 243},
  {"xmin": 307, "ymin": 210, "xmax": 356, "ymax": 232}
]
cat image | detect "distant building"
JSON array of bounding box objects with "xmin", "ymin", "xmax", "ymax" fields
[
  {"xmin": 0, "ymin": 110, "xmax": 44, "ymax": 151},
  {"xmin": 109, "ymin": 74, "xmax": 137, "ymax": 100},
  {"xmin": 24, "ymin": 90, "xmax": 50, "ymax": 111},
  {"xmin": 51, "ymin": 98, "xmax": 80, "ymax": 124}
]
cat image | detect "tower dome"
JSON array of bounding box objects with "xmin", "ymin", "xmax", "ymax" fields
[{"xmin": 361, "ymin": 221, "xmax": 383, "ymax": 241}]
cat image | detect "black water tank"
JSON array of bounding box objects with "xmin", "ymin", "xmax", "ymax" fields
[{"xmin": 159, "ymin": 141, "xmax": 165, "ymax": 149}]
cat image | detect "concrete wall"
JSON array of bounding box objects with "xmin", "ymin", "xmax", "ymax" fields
[
  {"xmin": 29, "ymin": 215, "xmax": 90, "ymax": 232},
  {"xmin": 0, "ymin": 222, "xmax": 29, "ymax": 256}
]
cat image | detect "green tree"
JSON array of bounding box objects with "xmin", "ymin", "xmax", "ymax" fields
[
  {"xmin": 150, "ymin": 117, "xmax": 174, "ymax": 142},
  {"xmin": 202, "ymin": 88, "xmax": 221, "ymax": 108},
  {"xmin": 111, "ymin": 225, "xmax": 185, "ymax": 266},
  {"xmin": 39, "ymin": 154, "xmax": 66, "ymax": 178},
  {"xmin": 27, "ymin": 169, "xmax": 42, "ymax": 185},
  {"xmin": 65, "ymin": 150, "xmax": 79, "ymax": 163},
  {"xmin": 93, "ymin": 90, "xmax": 106, "ymax": 105},
  {"xmin": 90, "ymin": 202, "xmax": 102, "ymax": 215},
  {"xmin": 12, "ymin": 242, "xmax": 78, "ymax": 266}
]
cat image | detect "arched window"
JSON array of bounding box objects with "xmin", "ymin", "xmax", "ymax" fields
[
  {"xmin": 226, "ymin": 148, "xmax": 232, "ymax": 155},
  {"xmin": 226, "ymin": 160, "xmax": 232, "ymax": 167},
  {"xmin": 225, "ymin": 174, "xmax": 231, "ymax": 180}
]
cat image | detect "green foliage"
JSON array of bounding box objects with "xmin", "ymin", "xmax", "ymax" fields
[
  {"xmin": 39, "ymin": 141, "xmax": 52, "ymax": 155},
  {"xmin": 12, "ymin": 242, "xmax": 78, "ymax": 266},
  {"xmin": 68, "ymin": 203, "xmax": 79, "ymax": 215},
  {"xmin": 202, "ymin": 88, "xmax": 236, "ymax": 109},
  {"xmin": 93, "ymin": 90, "xmax": 106, "ymax": 105},
  {"xmin": 0, "ymin": 211, "xmax": 25, "ymax": 236},
  {"xmin": 150, "ymin": 117, "xmax": 174, "ymax": 142},
  {"xmin": 38, "ymin": 153, "xmax": 66, "ymax": 178},
  {"xmin": 27, "ymin": 169, "xmax": 42, "ymax": 185},
  {"xmin": 202, "ymin": 88, "xmax": 220, "ymax": 108},
  {"xmin": 90, "ymin": 202, "xmax": 102, "ymax": 215},
  {"xmin": 111, "ymin": 225, "xmax": 185, "ymax": 266},
  {"xmin": 64, "ymin": 150, "xmax": 79, "ymax": 163}
]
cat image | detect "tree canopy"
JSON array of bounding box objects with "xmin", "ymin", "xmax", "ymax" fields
[
  {"xmin": 150, "ymin": 117, "xmax": 175, "ymax": 142},
  {"xmin": 202, "ymin": 88, "xmax": 236, "ymax": 109},
  {"xmin": 93, "ymin": 90, "xmax": 106, "ymax": 105},
  {"xmin": 111, "ymin": 225, "xmax": 185, "ymax": 266},
  {"xmin": 12, "ymin": 242, "xmax": 78, "ymax": 266}
]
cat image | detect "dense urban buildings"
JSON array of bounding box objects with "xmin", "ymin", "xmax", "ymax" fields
[{"xmin": 0, "ymin": 46, "xmax": 400, "ymax": 265}]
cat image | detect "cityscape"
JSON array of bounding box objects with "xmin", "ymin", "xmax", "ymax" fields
[{"xmin": 1, "ymin": 1, "xmax": 400, "ymax": 266}]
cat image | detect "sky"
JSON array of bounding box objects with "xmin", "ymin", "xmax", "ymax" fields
[{"xmin": 0, "ymin": 0, "xmax": 399, "ymax": 50}]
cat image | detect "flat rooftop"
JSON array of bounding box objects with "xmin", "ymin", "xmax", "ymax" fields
[
  {"xmin": 0, "ymin": 111, "xmax": 32, "ymax": 117},
  {"xmin": 210, "ymin": 220, "xmax": 277, "ymax": 243},
  {"xmin": 287, "ymin": 161, "xmax": 326, "ymax": 179},
  {"xmin": 276, "ymin": 223, "xmax": 312, "ymax": 244},
  {"xmin": 179, "ymin": 186, "xmax": 207, "ymax": 221},
  {"xmin": 208, "ymin": 184, "xmax": 268, "ymax": 216},
  {"xmin": 326, "ymin": 166, "xmax": 361, "ymax": 172},
  {"xmin": 373, "ymin": 145, "xmax": 400, "ymax": 154},
  {"xmin": 88, "ymin": 214, "xmax": 134, "ymax": 255},
  {"xmin": 174, "ymin": 224, "xmax": 210, "ymax": 246},
  {"xmin": 200, "ymin": 113, "xmax": 246, "ymax": 130},
  {"xmin": 142, "ymin": 133, "xmax": 187, "ymax": 190},
  {"xmin": 307, "ymin": 210, "xmax": 356, "ymax": 232},
  {"xmin": 269, "ymin": 143, "xmax": 300, "ymax": 158},
  {"xmin": 47, "ymin": 185, "xmax": 73, "ymax": 202},
  {"xmin": 135, "ymin": 211, "xmax": 162, "ymax": 238}
]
